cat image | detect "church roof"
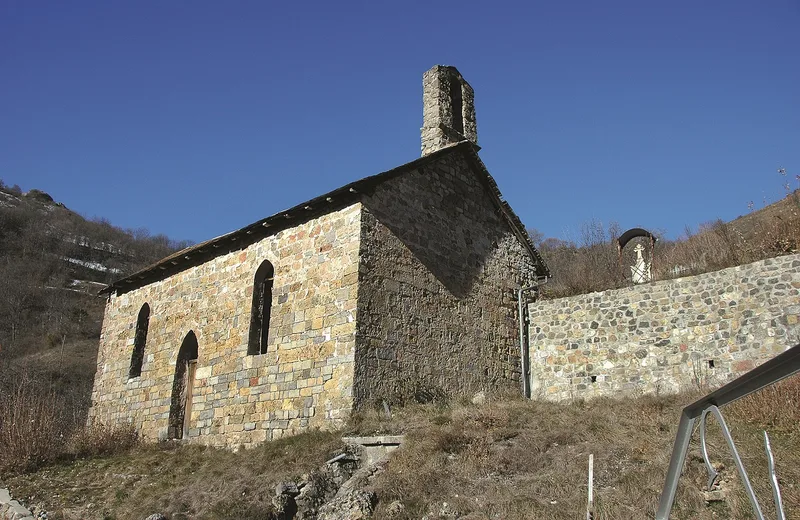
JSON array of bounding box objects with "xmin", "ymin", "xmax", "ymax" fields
[{"xmin": 101, "ymin": 142, "xmax": 549, "ymax": 295}]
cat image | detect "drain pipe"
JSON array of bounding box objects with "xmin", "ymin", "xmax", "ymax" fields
[{"xmin": 518, "ymin": 276, "xmax": 548, "ymax": 398}]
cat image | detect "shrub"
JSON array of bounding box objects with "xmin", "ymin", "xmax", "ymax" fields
[
  {"xmin": 0, "ymin": 375, "xmax": 69, "ymax": 472},
  {"xmin": 0, "ymin": 370, "xmax": 138, "ymax": 473},
  {"xmin": 68, "ymin": 420, "xmax": 139, "ymax": 459},
  {"xmin": 537, "ymin": 220, "xmax": 626, "ymax": 298},
  {"xmin": 534, "ymin": 193, "xmax": 800, "ymax": 299}
]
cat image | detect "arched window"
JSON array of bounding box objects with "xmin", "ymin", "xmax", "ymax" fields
[
  {"xmin": 128, "ymin": 303, "xmax": 150, "ymax": 378},
  {"xmin": 168, "ymin": 330, "xmax": 199, "ymax": 440},
  {"xmin": 248, "ymin": 260, "xmax": 274, "ymax": 355}
]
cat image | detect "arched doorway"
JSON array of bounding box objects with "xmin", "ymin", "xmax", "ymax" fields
[{"xmin": 168, "ymin": 330, "xmax": 199, "ymax": 440}]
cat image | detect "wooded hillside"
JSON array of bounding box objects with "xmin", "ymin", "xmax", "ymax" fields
[{"xmin": 0, "ymin": 179, "xmax": 191, "ymax": 367}]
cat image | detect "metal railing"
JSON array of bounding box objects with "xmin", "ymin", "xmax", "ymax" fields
[{"xmin": 656, "ymin": 342, "xmax": 800, "ymax": 519}]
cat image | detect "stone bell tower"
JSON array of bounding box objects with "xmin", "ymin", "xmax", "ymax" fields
[{"xmin": 421, "ymin": 65, "xmax": 478, "ymax": 156}]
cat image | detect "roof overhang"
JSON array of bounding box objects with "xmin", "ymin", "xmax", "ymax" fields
[{"xmin": 100, "ymin": 142, "xmax": 549, "ymax": 295}]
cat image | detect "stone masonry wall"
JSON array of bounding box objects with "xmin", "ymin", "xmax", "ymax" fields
[
  {"xmin": 421, "ymin": 66, "xmax": 477, "ymax": 156},
  {"xmin": 528, "ymin": 254, "xmax": 800, "ymax": 401},
  {"xmin": 89, "ymin": 204, "xmax": 362, "ymax": 448},
  {"xmin": 354, "ymin": 150, "xmax": 537, "ymax": 406}
]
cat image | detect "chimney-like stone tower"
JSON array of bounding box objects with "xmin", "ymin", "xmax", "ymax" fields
[{"xmin": 421, "ymin": 65, "xmax": 478, "ymax": 156}]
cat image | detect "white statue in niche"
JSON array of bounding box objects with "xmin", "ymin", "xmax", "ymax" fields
[{"xmin": 630, "ymin": 243, "xmax": 652, "ymax": 284}]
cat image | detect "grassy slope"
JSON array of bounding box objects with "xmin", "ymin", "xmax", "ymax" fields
[
  {"xmin": 3, "ymin": 431, "xmax": 344, "ymax": 520},
  {"xmin": 4, "ymin": 338, "xmax": 99, "ymax": 421},
  {"xmin": 4, "ymin": 377, "xmax": 799, "ymax": 520},
  {"xmin": 9, "ymin": 338, "xmax": 99, "ymax": 386},
  {"xmin": 727, "ymin": 190, "xmax": 800, "ymax": 239}
]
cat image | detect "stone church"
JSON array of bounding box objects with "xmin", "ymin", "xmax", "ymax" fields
[{"xmin": 89, "ymin": 65, "xmax": 549, "ymax": 448}]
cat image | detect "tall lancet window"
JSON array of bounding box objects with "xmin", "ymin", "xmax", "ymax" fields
[
  {"xmin": 129, "ymin": 303, "xmax": 150, "ymax": 378},
  {"xmin": 248, "ymin": 260, "xmax": 274, "ymax": 355}
]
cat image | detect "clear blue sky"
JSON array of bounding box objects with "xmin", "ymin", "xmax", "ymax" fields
[{"xmin": 2, "ymin": 1, "xmax": 798, "ymax": 244}]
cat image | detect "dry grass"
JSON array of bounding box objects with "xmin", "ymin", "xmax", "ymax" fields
[
  {"xmin": 363, "ymin": 394, "xmax": 684, "ymax": 519},
  {"xmin": 537, "ymin": 192, "xmax": 800, "ymax": 299},
  {"xmin": 358, "ymin": 381, "xmax": 800, "ymax": 520},
  {"xmin": 67, "ymin": 420, "xmax": 139, "ymax": 460},
  {"xmin": 0, "ymin": 372, "xmax": 138, "ymax": 473},
  {"xmin": 691, "ymin": 374, "xmax": 800, "ymax": 520},
  {"xmin": 3, "ymin": 380, "xmax": 799, "ymax": 519},
  {"xmin": 0, "ymin": 377, "xmax": 72, "ymax": 472},
  {"xmin": 727, "ymin": 372, "xmax": 800, "ymax": 434},
  {"xmin": 4, "ymin": 430, "xmax": 343, "ymax": 520}
]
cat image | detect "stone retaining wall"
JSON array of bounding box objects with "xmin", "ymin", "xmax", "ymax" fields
[{"xmin": 528, "ymin": 254, "xmax": 800, "ymax": 401}]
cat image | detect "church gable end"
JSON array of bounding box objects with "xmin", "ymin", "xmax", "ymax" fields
[{"xmin": 353, "ymin": 149, "xmax": 538, "ymax": 406}]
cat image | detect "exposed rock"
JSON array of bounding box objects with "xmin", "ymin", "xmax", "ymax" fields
[
  {"xmin": 267, "ymin": 441, "xmax": 392, "ymax": 520},
  {"xmin": 293, "ymin": 466, "xmax": 346, "ymax": 520},
  {"xmin": 340, "ymin": 437, "xmax": 403, "ymax": 467},
  {"xmin": 23, "ymin": 189, "xmax": 54, "ymax": 203},
  {"xmin": 271, "ymin": 493, "xmax": 297, "ymax": 520},
  {"xmin": 702, "ymin": 489, "xmax": 727, "ymax": 502},
  {"xmin": 0, "ymin": 486, "xmax": 36, "ymax": 520},
  {"xmin": 316, "ymin": 490, "xmax": 376, "ymax": 520},
  {"xmin": 334, "ymin": 462, "xmax": 384, "ymax": 500},
  {"xmin": 275, "ymin": 482, "xmax": 300, "ymax": 497},
  {"xmin": 471, "ymin": 391, "xmax": 487, "ymax": 405}
]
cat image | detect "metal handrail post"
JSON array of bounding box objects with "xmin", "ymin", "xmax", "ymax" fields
[
  {"xmin": 656, "ymin": 342, "xmax": 800, "ymax": 519},
  {"xmin": 655, "ymin": 412, "xmax": 697, "ymax": 519},
  {"xmin": 517, "ymin": 284, "xmax": 537, "ymax": 398}
]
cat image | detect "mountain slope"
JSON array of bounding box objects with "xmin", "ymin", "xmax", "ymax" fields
[{"xmin": 0, "ymin": 181, "xmax": 190, "ymax": 381}]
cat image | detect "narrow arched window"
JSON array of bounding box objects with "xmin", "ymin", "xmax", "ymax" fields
[
  {"xmin": 168, "ymin": 330, "xmax": 199, "ymax": 440},
  {"xmin": 449, "ymin": 75, "xmax": 463, "ymax": 135},
  {"xmin": 248, "ymin": 261, "xmax": 274, "ymax": 355},
  {"xmin": 129, "ymin": 303, "xmax": 150, "ymax": 378}
]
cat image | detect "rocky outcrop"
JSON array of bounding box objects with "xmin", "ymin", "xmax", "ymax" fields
[
  {"xmin": 271, "ymin": 436, "xmax": 402, "ymax": 520},
  {"xmin": 317, "ymin": 490, "xmax": 376, "ymax": 520},
  {"xmin": 0, "ymin": 487, "xmax": 36, "ymax": 520}
]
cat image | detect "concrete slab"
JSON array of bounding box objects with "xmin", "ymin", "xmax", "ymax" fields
[{"xmin": 342, "ymin": 435, "xmax": 405, "ymax": 466}]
